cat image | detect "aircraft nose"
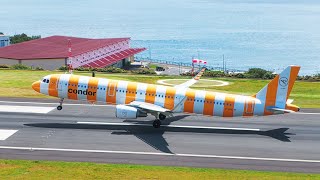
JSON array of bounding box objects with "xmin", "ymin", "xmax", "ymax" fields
[{"xmin": 32, "ymin": 81, "xmax": 40, "ymax": 92}]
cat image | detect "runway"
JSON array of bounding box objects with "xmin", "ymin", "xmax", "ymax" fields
[{"xmin": 0, "ymin": 97, "xmax": 319, "ymax": 173}]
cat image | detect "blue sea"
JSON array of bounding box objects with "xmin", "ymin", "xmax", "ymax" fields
[{"xmin": 1, "ymin": 0, "xmax": 320, "ymax": 74}]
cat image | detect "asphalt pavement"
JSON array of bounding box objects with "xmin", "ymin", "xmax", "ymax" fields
[{"xmin": 0, "ymin": 97, "xmax": 319, "ymax": 173}]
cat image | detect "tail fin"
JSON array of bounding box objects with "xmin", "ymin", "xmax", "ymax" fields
[{"xmin": 254, "ymin": 65, "xmax": 300, "ymax": 114}]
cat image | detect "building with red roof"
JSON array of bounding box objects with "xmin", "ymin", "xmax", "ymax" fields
[{"xmin": 0, "ymin": 35, "xmax": 145, "ymax": 70}]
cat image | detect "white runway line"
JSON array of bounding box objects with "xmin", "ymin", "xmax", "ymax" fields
[
  {"xmin": 0, "ymin": 101, "xmax": 113, "ymax": 107},
  {"xmin": 0, "ymin": 145, "xmax": 319, "ymax": 163},
  {"xmin": 76, "ymin": 122, "xmax": 260, "ymax": 131},
  {"xmin": 0, "ymin": 130, "xmax": 18, "ymax": 140},
  {"xmin": 295, "ymin": 112, "xmax": 320, "ymax": 115},
  {"xmin": 0, "ymin": 105, "xmax": 55, "ymax": 114}
]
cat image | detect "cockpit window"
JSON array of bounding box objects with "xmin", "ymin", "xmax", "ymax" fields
[{"xmin": 42, "ymin": 79, "xmax": 49, "ymax": 83}]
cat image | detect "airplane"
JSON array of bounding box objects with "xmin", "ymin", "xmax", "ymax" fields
[{"xmin": 32, "ymin": 65, "xmax": 300, "ymax": 128}]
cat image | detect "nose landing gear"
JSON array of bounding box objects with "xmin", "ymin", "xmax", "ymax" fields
[{"xmin": 57, "ymin": 98, "xmax": 64, "ymax": 110}]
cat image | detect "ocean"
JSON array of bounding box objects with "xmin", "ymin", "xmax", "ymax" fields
[{"xmin": 1, "ymin": 0, "xmax": 320, "ymax": 74}]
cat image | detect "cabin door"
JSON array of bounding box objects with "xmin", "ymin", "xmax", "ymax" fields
[{"xmin": 244, "ymin": 99, "xmax": 255, "ymax": 115}]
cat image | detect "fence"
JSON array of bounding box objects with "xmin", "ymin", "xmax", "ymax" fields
[{"xmin": 135, "ymin": 56, "xmax": 244, "ymax": 72}]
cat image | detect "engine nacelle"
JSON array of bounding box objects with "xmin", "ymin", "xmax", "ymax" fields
[{"xmin": 115, "ymin": 105, "xmax": 147, "ymax": 119}]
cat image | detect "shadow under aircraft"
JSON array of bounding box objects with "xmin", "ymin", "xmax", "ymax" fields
[{"xmin": 25, "ymin": 115, "xmax": 295, "ymax": 154}]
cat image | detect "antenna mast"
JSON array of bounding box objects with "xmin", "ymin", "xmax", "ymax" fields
[{"xmin": 67, "ymin": 39, "xmax": 73, "ymax": 73}]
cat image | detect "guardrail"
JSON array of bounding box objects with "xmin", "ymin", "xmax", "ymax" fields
[{"xmin": 135, "ymin": 56, "xmax": 244, "ymax": 73}]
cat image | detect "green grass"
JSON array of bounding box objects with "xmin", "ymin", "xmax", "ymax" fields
[
  {"xmin": 0, "ymin": 70, "xmax": 319, "ymax": 108},
  {"xmin": 148, "ymin": 63, "xmax": 158, "ymax": 69},
  {"xmin": 161, "ymin": 79, "xmax": 225, "ymax": 87},
  {"xmin": 0, "ymin": 159, "xmax": 319, "ymax": 179}
]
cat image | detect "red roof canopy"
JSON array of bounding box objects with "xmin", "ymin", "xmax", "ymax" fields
[
  {"xmin": 0, "ymin": 36, "xmax": 130, "ymax": 60},
  {"xmin": 82, "ymin": 48, "xmax": 146, "ymax": 68}
]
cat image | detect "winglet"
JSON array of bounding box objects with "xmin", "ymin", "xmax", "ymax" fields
[
  {"xmin": 194, "ymin": 67, "xmax": 206, "ymax": 80},
  {"xmin": 175, "ymin": 67, "xmax": 206, "ymax": 89}
]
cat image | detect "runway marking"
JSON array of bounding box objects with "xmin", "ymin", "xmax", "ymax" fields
[
  {"xmin": 0, "ymin": 130, "xmax": 18, "ymax": 140},
  {"xmin": 0, "ymin": 101, "xmax": 113, "ymax": 107},
  {"xmin": 76, "ymin": 122, "xmax": 261, "ymax": 131},
  {"xmin": 0, "ymin": 146, "xmax": 319, "ymax": 163},
  {"xmin": 1, "ymin": 101, "xmax": 319, "ymax": 114},
  {"xmin": 295, "ymin": 112, "xmax": 320, "ymax": 115},
  {"xmin": 0, "ymin": 105, "xmax": 55, "ymax": 114}
]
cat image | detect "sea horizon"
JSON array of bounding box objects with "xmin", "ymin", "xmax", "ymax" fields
[{"xmin": 1, "ymin": 0, "xmax": 320, "ymax": 75}]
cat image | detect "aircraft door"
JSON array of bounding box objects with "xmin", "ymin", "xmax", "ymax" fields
[
  {"xmin": 108, "ymin": 82, "xmax": 116, "ymax": 96},
  {"xmin": 57, "ymin": 79, "xmax": 62, "ymax": 92},
  {"xmin": 244, "ymin": 99, "xmax": 255, "ymax": 115}
]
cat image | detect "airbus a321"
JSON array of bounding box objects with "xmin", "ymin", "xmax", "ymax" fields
[{"xmin": 32, "ymin": 65, "xmax": 300, "ymax": 128}]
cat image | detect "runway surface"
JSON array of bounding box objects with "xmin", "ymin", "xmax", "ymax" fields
[{"xmin": 0, "ymin": 97, "xmax": 319, "ymax": 173}]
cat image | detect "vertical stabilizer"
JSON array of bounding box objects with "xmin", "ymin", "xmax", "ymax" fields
[{"xmin": 254, "ymin": 65, "xmax": 300, "ymax": 114}]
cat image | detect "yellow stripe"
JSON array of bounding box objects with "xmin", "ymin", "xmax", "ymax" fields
[
  {"xmin": 48, "ymin": 74, "xmax": 61, "ymax": 97},
  {"xmin": 184, "ymin": 89, "xmax": 196, "ymax": 113},
  {"xmin": 125, "ymin": 82, "xmax": 137, "ymax": 104},
  {"xmin": 87, "ymin": 77, "xmax": 99, "ymax": 102},
  {"xmin": 203, "ymin": 92, "xmax": 215, "ymax": 116},
  {"xmin": 68, "ymin": 75, "xmax": 80, "ymax": 100},
  {"xmin": 145, "ymin": 84, "xmax": 157, "ymax": 104},
  {"xmin": 264, "ymin": 76, "xmax": 279, "ymax": 115},
  {"xmin": 223, "ymin": 95, "xmax": 235, "ymax": 117},
  {"xmin": 164, "ymin": 87, "xmax": 176, "ymax": 110},
  {"xmin": 106, "ymin": 80, "xmax": 118, "ymax": 104}
]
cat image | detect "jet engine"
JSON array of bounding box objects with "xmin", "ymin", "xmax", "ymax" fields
[{"xmin": 115, "ymin": 105, "xmax": 147, "ymax": 119}]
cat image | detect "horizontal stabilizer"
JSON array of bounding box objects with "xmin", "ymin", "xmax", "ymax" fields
[
  {"xmin": 287, "ymin": 99, "xmax": 294, "ymax": 104},
  {"xmin": 268, "ymin": 107, "xmax": 296, "ymax": 113}
]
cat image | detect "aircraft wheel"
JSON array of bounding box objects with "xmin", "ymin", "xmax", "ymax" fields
[
  {"xmin": 159, "ymin": 113, "xmax": 166, "ymax": 121},
  {"xmin": 153, "ymin": 120, "xmax": 161, "ymax": 128},
  {"xmin": 57, "ymin": 106, "xmax": 63, "ymax": 111}
]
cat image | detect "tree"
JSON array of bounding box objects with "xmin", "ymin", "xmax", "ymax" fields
[
  {"xmin": 10, "ymin": 33, "xmax": 41, "ymax": 44},
  {"xmin": 245, "ymin": 68, "xmax": 269, "ymax": 78},
  {"xmin": 0, "ymin": 32, "xmax": 4, "ymax": 35}
]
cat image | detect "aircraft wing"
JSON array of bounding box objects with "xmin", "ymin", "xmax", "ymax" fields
[
  {"xmin": 129, "ymin": 101, "xmax": 172, "ymax": 114},
  {"xmin": 174, "ymin": 67, "xmax": 206, "ymax": 89}
]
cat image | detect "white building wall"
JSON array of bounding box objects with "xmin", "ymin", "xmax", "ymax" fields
[
  {"xmin": 0, "ymin": 58, "xmax": 65, "ymax": 70},
  {"xmin": 22, "ymin": 59, "xmax": 65, "ymax": 70},
  {"xmin": 0, "ymin": 58, "xmax": 19, "ymax": 65},
  {"xmin": 0, "ymin": 35, "xmax": 10, "ymax": 47}
]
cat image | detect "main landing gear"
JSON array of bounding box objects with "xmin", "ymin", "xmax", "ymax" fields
[
  {"xmin": 57, "ymin": 98, "xmax": 64, "ymax": 111},
  {"xmin": 152, "ymin": 113, "xmax": 166, "ymax": 128}
]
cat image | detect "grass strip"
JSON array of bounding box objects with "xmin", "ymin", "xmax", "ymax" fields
[
  {"xmin": 0, "ymin": 70, "xmax": 319, "ymax": 108},
  {"xmin": 0, "ymin": 159, "xmax": 319, "ymax": 179}
]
